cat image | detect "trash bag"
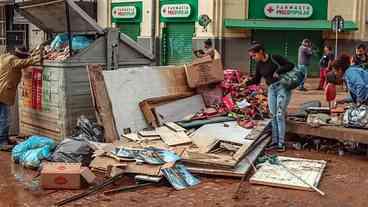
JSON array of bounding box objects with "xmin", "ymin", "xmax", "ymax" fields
[
  {"xmin": 51, "ymin": 136, "xmax": 93, "ymax": 166},
  {"xmin": 50, "ymin": 34, "xmax": 92, "ymax": 51},
  {"xmin": 12, "ymin": 136, "xmax": 56, "ymax": 168},
  {"xmin": 50, "ymin": 34, "xmax": 68, "ymax": 50},
  {"xmin": 343, "ymin": 105, "xmax": 368, "ymax": 129},
  {"xmin": 72, "ymin": 115, "xmax": 104, "ymax": 142},
  {"xmin": 50, "ymin": 116, "xmax": 102, "ymax": 166},
  {"xmin": 72, "ymin": 36, "xmax": 93, "ymax": 51}
]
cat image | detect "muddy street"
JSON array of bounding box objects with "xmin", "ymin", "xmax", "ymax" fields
[{"xmin": 1, "ymin": 148, "xmax": 367, "ymax": 207}]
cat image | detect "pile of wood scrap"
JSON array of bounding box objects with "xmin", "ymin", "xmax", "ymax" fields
[
  {"xmin": 182, "ymin": 120, "xmax": 272, "ymax": 177},
  {"xmin": 89, "ymin": 139, "xmax": 199, "ymax": 190},
  {"xmin": 87, "ymin": 64, "xmax": 273, "ymax": 179}
]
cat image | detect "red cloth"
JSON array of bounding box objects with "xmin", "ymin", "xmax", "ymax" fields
[
  {"xmin": 325, "ymin": 83, "xmax": 336, "ymax": 102},
  {"xmin": 319, "ymin": 67, "xmax": 328, "ymax": 89}
]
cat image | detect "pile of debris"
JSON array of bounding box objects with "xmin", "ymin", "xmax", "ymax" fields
[
  {"xmin": 42, "ymin": 34, "xmax": 93, "ymax": 61},
  {"xmin": 8, "ymin": 56, "xmax": 328, "ymax": 206}
]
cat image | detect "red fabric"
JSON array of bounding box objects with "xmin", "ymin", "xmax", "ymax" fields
[
  {"xmin": 319, "ymin": 67, "xmax": 328, "ymax": 89},
  {"xmin": 222, "ymin": 95, "xmax": 235, "ymax": 111},
  {"xmin": 325, "ymin": 83, "xmax": 336, "ymax": 102}
]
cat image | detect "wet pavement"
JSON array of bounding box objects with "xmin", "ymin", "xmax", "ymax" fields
[{"xmin": 1, "ymin": 149, "xmax": 368, "ymax": 207}]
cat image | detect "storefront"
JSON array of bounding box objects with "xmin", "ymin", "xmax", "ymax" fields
[
  {"xmin": 111, "ymin": 1, "xmax": 142, "ymax": 41},
  {"xmin": 225, "ymin": 0, "xmax": 358, "ymax": 76},
  {"xmin": 160, "ymin": 0, "xmax": 198, "ymax": 65}
]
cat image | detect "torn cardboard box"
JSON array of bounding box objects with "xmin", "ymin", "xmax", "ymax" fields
[{"xmin": 185, "ymin": 56, "xmax": 224, "ymax": 88}]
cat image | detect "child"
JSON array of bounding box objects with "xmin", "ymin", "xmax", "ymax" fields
[{"xmin": 325, "ymin": 71, "xmax": 337, "ymax": 109}]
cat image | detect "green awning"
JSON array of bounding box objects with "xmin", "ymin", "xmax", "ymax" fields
[{"xmin": 224, "ymin": 19, "xmax": 358, "ymax": 31}]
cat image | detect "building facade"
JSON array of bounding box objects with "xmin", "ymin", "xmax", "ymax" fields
[{"xmin": 98, "ymin": 0, "xmax": 367, "ymax": 74}]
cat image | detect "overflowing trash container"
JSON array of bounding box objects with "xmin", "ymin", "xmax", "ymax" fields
[{"xmin": 15, "ymin": 0, "xmax": 155, "ymax": 141}]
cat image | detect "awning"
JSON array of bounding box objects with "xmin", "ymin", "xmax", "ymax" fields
[{"xmin": 224, "ymin": 19, "xmax": 358, "ymax": 31}]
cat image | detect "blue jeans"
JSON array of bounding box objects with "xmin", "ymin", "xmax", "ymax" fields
[
  {"xmin": 268, "ymin": 82, "xmax": 292, "ymax": 146},
  {"xmin": 0, "ymin": 103, "xmax": 9, "ymax": 145},
  {"xmin": 298, "ymin": 64, "xmax": 309, "ymax": 88}
]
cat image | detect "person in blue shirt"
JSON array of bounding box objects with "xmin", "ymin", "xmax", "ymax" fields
[{"xmin": 332, "ymin": 54, "xmax": 368, "ymax": 105}]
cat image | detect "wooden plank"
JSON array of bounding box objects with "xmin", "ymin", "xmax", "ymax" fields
[
  {"xmin": 287, "ymin": 120, "xmax": 368, "ymax": 144},
  {"xmin": 156, "ymin": 126, "xmax": 192, "ymax": 146},
  {"xmin": 250, "ymin": 156, "xmax": 327, "ymax": 191},
  {"xmin": 87, "ymin": 64, "xmax": 119, "ymax": 143},
  {"xmin": 164, "ymin": 122, "xmax": 186, "ymax": 132}
]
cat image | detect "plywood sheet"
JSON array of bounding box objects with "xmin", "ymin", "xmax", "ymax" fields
[
  {"xmin": 154, "ymin": 95, "xmax": 205, "ymax": 125},
  {"xmin": 250, "ymin": 156, "xmax": 327, "ymax": 191},
  {"xmin": 103, "ymin": 65, "xmax": 191, "ymax": 134}
]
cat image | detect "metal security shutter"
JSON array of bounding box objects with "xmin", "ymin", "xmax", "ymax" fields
[
  {"xmin": 165, "ymin": 22, "xmax": 194, "ymax": 65},
  {"xmin": 117, "ymin": 23, "xmax": 140, "ymax": 41}
]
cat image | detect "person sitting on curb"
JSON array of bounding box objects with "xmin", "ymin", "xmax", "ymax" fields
[{"xmin": 333, "ymin": 54, "xmax": 368, "ymax": 105}]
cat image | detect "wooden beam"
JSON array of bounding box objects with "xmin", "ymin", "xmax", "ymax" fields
[
  {"xmin": 87, "ymin": 64, "xmax": 119, "ymax": 143},
  {"xmin": 287, "ymin": 120, "xmax": 368, "ymax": 144}
]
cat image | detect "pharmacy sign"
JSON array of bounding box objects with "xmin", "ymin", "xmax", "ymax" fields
[
  {"xmin": 161, "ymin": 4, "xmax": 191, "ymax": 18},
  {"xmin": 264, "ymin": 3, "xmax": 313, "ymax": 19}
]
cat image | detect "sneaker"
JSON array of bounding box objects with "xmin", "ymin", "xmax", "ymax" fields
[
  {"xmin": 298, "ymin": 87, "xmax": 308, "ymax": 91},
  {"xmin": 266, "ymin": 143, "xmax": 278, "ymax": 150},
  {"xmin": 277, "ymin": 144, "xmax": 286, "ymax": 152}
]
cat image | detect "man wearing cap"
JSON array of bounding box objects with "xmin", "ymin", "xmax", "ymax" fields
[
  {"xmin": 0, "ymin": 46, "xmax": 41, "ymax": 149},
  {"xmin": 298, "ymin": 39, "xmax": 313, "ymax": 91}
]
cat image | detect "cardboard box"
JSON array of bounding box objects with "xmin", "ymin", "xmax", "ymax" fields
[
  {"xmin": 185, "ymin": 56, "xmax": 224, "ymax": 88},
  {"xmin": 41, "ymin": 163, "xmax": 81, "ymax": 190}
]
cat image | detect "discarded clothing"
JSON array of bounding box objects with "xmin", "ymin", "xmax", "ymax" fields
[
  {"xmin": 12, "ymin": 136, "xmax": 56, "ymax": 168},
  {"xmin": 307, "ymin": 113, "xmax": 332, "ymax": 128}
]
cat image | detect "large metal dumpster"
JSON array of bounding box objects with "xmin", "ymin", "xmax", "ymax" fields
[{"xmin": 15, "ymin": 0, "xmax": 155, "ymax": 141}]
